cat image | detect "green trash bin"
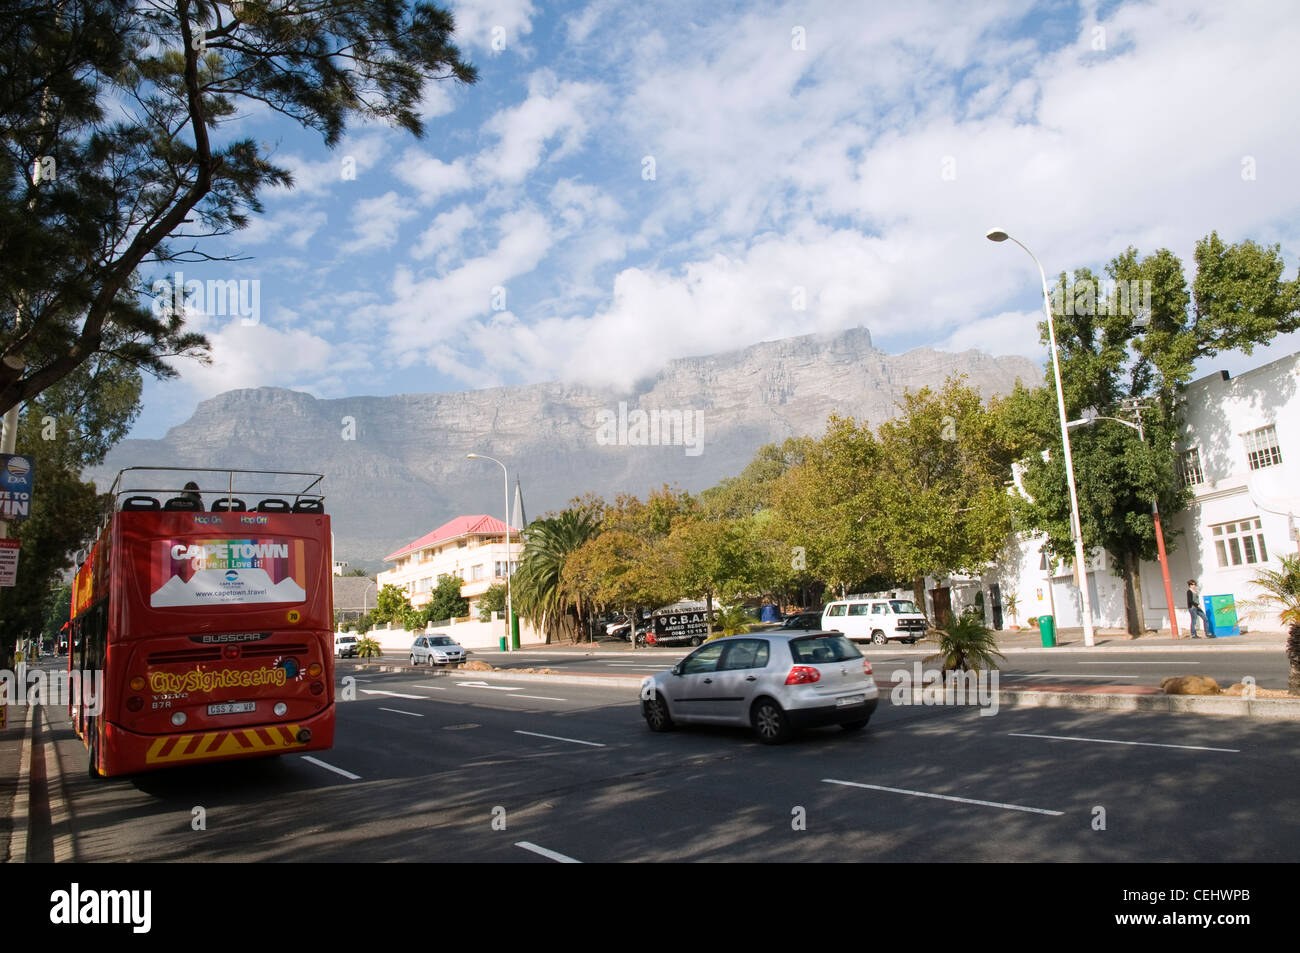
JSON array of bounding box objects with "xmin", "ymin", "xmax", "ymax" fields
[
  {"xmin": 499, "ymin": 636, "xmax": 507, "ymax": 652},
  {"xmin": 1039, "ymin": 615, "xmax": 1057, "ymax": 648}
]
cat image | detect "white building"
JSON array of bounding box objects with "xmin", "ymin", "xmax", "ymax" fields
[
  {"xmin": 377, "ymin": 515, "xmax": 523, "ymax": 617},
  {"xmin": 982, "ymin": 351, "xmax": 1299, "ymax": 634}
]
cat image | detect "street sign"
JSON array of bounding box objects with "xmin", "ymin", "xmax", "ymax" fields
[
  {"xmin": 0, "ymin": 453, "xmax": 34, "ymax": 521},
  {"xmin": 0, "ymin": 537, "xmax": 19, "ymax": 586}
]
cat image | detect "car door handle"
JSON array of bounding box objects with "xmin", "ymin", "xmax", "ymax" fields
[
  {"xmin": 703, "ymin": 678, "xmax": 712, "ymax": 684},
  {"xmin": 745, "ymin": 675, "xmax": 757, "ymax": 681}
]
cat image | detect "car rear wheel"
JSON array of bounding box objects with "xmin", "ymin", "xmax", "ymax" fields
[
  {"xmin": 840, "ymin": 717, "xmax": 870, "ymax": 731},
  {"xmin": 690, "ymin": 636, "xmax": 703, "ymax": 647},
  {"xmin": 871, "ymin": 630, "xmax": 888, "ymax": 645},
  {"xmin": 409, "ymin": 654, "xmax": 417, "ymax": 666},
  {"xmin": 644, "ymin": 695, "xmax": 674, "ymax": 731},
  {"xmin": 752, "ymin": 699, "xmax": 792, "ymax": 745}
]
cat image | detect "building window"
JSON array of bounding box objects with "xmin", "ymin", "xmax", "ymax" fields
[
  {"xmin": 1243, "ymin": 425, "xmax": 1282, "ymax": 470},
  {"xmin": 494, "ymin": 561, "xmax": 517, "ymax": 578},
  {"xmin": 1177, "ymin": 448, "xmax": 1204, "ymax": 487},
  {"xmin": 471, "ymin": 564, "xmax": 485, "ymax": 581},
  {"xmin": 1212, "ymin": 518, "xmax": 1269, "ymax": 568}
]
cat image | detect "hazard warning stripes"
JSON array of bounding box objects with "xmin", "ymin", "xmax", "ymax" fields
[{"xmin": 145, "ymin": 724, "xmax": 304, "ymax": 764}]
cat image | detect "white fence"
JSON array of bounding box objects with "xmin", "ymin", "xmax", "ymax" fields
[{"xmin": 339, "ymin": 613, "xmax": 542, "ymax": 651}]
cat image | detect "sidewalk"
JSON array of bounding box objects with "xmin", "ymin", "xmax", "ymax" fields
[{"xmin": 474, "ymin": 625, "xmax": 1287, "ymax": 654}]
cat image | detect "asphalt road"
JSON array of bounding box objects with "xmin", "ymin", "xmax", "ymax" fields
[
  {"xmin": 39, "ymin": 665, "xmax": 1300, "ymax": 862},
  {"xmin": 463, "ymin": 646, "xmax": 1292, "ymax": 690}
]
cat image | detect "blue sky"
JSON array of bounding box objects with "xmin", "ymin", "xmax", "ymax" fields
[{"xmin": 133, "ymin": 0, "xmax": 1300, "ymax": 438}]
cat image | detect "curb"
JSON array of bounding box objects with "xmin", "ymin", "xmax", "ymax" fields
[
  {"xmin": 41, "ymin": 707, "xmax": 75, "ymax": 863},
  {"xmin": 10, "ymin": 705, "xmax": 34, "ymax": 863}
]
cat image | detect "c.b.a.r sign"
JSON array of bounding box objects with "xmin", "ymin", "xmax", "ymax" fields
[{"xmin": 0, "ymin": 454, "xmax": 34, "ymax": 521}]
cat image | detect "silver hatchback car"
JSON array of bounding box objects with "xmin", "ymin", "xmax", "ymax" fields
[
  {"xmin": 641, "ymin": 632, "xmax": 878, "ymax": 744},
  {"xmin": 410, "ymin": 633, "xmax": 466, "ymax": 666}
]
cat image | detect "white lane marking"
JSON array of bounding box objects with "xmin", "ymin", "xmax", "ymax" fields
[
  {"xmin": 457, "ymin": 681, "xmax": 524, "ymax": 691},
  {"xmin": 416, "ymin": 687, "xmax": 447, "ymax": 692},
  {"xmin": 515, "ymin": 841, "xmax": 581, "ymax": 863},
  {"xmin": 514, "ymin": 730, "xmax": 605, "ymax": 748},
  {"xmin": 1008, "ymin": 732, "xmax": 1239, "ymax": 753},
  {"xmin": 378, "ymin": 707, "xmax": 423, "ymax": 717},
  {"xmin": 822, "ymin": 779, "xmax": 1063, "ymax": 816},
  {"xmin": 361, "ymin": 689, "xmax": 428, "ymax": 699},
  {"xmin": 302, "ymin": 756, "xmax": 361, "ymax": 780},
  {"xmin": 512, "ymin": 694, "xmax": 568, "ymax": 701},
  {"xmin": 1078, "ymin": 661, "xmax": 1200, "ymax": 665},
  {"xmin": 351, "ymin": 677, "xmax": 374, "ymax": 682},
  {"xmin": 1000, "ymin": 673, "xmax": 1139, "ymax": 679}
]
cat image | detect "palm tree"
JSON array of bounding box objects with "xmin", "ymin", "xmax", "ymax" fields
[
  {"xmin": 512, "ymin": 508, "xmax": 602, "ymax": 643},
  {"xmin": 926, "ymin": 608, "xmax": 1005, "ymax": 672},
  {"xmin": 1242, "ymin": 553, "xmax": 1300, "ymax": 695},
  {"xmin": 707, "ymin": 605, "xmax": 752, "ymax": 640}
]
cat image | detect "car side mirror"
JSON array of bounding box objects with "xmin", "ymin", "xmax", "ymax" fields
[{"xmin": 671, "ymin": 664, "xmax": 683, "ymax": 676}]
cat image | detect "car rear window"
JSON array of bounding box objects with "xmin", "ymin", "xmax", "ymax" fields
[{"xmin": 789, "ymin": 635, "xmax": 862, "ymax": 664}]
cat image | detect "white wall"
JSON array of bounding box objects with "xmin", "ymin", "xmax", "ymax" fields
[{"xmin": 340, "ymin": 613, "xmax": 543, "ymax": 652}]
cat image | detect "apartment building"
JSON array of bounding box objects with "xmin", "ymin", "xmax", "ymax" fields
[{"xmin": 377, "ymin": 515, "xmax": 523, "ymax": 615}]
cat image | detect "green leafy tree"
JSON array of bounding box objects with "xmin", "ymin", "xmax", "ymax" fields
[
  {"xmin": 477, "ymin": 582, "xmax": 506, "ymax": 622},
  {"xmin": 1008, "ymin": 233, "xmax": 1299, "ymax": 635},
  {"xmin": 421, "ymin": 574, "xmax": 468, "ymax": 624},
  {"xmin": 768, "ymin": 416, "xmax": 888, "ymax": 596},
  {"xmin": 0, "ymin": 355, "xmax": 142, "ymax": 666},
  {"xmin": 663, "ymin": 514, "xmax": 755, "ymax": 637},
  {"xmin": 1, "ymin": 0, "xmax": 476, "ymax": 414},
  {"xmin": 871, "ymin": 379, "xmax": 1019, "ymax": 611}
]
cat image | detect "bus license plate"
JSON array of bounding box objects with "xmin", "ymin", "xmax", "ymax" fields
[
  {"xmin": 207, "ymin": 702, "xmax": 256, "ymax": 716},
  {"xmin": 836, "ymin": 694, "xmax": 865, "ymax": 707}
]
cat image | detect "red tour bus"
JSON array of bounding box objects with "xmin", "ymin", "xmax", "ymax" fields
[{"xmin": 69, "ymin": 468, "xmax": 336, "ymax": 778}]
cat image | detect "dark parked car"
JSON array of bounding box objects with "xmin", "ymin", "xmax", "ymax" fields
[{"xmin": 779, "ymin": 611, "xmax": 824, "ymax": 631}]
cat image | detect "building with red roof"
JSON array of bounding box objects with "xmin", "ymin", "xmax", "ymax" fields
[{"xmin": 377, "ymin": 514, "xmax": 524, "ymax": 613}]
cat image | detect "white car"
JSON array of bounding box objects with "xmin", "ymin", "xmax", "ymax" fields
[
  {"xmin": 821, "ymin": 598, "xmax": 928, "ymax": 644},
  {"xmin": 333, "ymin": 634, "xmax": 359, "ymax": 658},
  {"xmin": 641, "ymin": 632, "xmax": 878, "ymax": 744}
]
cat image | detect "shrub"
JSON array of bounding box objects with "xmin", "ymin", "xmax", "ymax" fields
[
  {"xmin": 926, "ymin": 608, "xmax": 1005, "ymax": 672},
  {"xmin": 355, "ymin": 636, "xmax": 383, "ymax": 658}
]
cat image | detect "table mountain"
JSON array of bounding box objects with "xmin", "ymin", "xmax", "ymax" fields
[{"xmin": 91, "ymin": 327, "xmax": 1039, "ymax": 569}]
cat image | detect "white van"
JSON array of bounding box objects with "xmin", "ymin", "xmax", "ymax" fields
[
  {"xmin": 821, "ymin": 598, "xmax": 928, "ymax": 644},
  {"xmin": 334, "ymin": 633, "xmax": 359, "ymax": 658}
]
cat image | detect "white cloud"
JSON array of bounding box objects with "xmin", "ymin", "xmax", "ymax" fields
[
  {"xmin": 451, "ymin": 0, "xmax": 536, "ymax": 52},
  {"xmin": 382, "ymin": 208, "xmax": 553, "ymax": 349},
  {"xmin": 393, "ymin": 149, "xmax": 475, "ymax": 205},
  {"xmin": 272, "ymin": 135, "xmax": 389, "ymax": 198},
  {"xmin": 171, "ymin": 318, "xmax": 336, "ymax": 400},
  {"xmin": 475, "ymin": 70, "xmax": 603, "ymax": 185},
  {"xmin": 341, "ymin": 192, "xmax": 419, "ymax": 254},
  {"xmin": 412, "ymin": 204, "xmax": 477, "ymax": 261}
]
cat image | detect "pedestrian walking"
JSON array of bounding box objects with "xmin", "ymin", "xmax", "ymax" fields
[{"xmin": 1186, "ymin": 579, "xmax": 1213, "ymax": 638}]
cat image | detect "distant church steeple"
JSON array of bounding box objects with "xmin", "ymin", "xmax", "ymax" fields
[{"xmin": 510, "ymin": 477, "xmax": 527, "ymax": 532}]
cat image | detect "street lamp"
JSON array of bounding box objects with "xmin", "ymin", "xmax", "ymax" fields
[
  {"xmin": 467, "ymin": 453, "xmax": 513, "ymax": 653},
  {"xmin": 987, "ymin": 228, "xmax": 1097, "ymax": 646},
  {"xmin": 1066, "ymin": 400, "xmax": 1181, "ymax": 638}
]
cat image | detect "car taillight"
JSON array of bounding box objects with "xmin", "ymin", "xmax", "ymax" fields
[
  {"xmin": 307, "ymin": 662, "xmax": 322, "ymax": 677},
  {"xmin": 223, "ymin": 644, "xmax": 241, "ymax": 660},
  {"xmin": 785, "ymin": 666, "xmax": 821, "ymax": 685},
  {"xmin": 310, "ymin": 681, "xmax": 324, "ymax": 695},
  {"xmin": 129, "ymin": 676, "xmax": 146, "ymax": 692},
  {"xmin": 126, "ymin": 696, "xmax": 143, "ymax": 712},
  {"xmin": 863, "ymin": 659, "xmax": 873, "ymax": 675}
]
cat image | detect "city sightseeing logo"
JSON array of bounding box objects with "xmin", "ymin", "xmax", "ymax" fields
[{"xmin": 148, "ymin": 666, "xmax": 287, "ymax": 694}]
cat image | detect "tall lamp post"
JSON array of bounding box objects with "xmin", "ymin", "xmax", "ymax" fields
[
  {"xmin": 987, "ymin": 228, "xmax": 1096, "ymax": 646},
  {"xmin": 467, "ymin": 453, "xmax": 513, "ymax": 653},
  {"xmin": 1066, "ymin": 400, "xmax": 1181, "ymax": 638}
]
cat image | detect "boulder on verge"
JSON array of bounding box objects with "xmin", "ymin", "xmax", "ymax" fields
[
  {"xmin": 462, "ymin": 660, "xmax": 495, "ymax": 672},
  {"xmin": 1161, "ymin": 675, "xmax": 1222, "ymax": 696}
]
